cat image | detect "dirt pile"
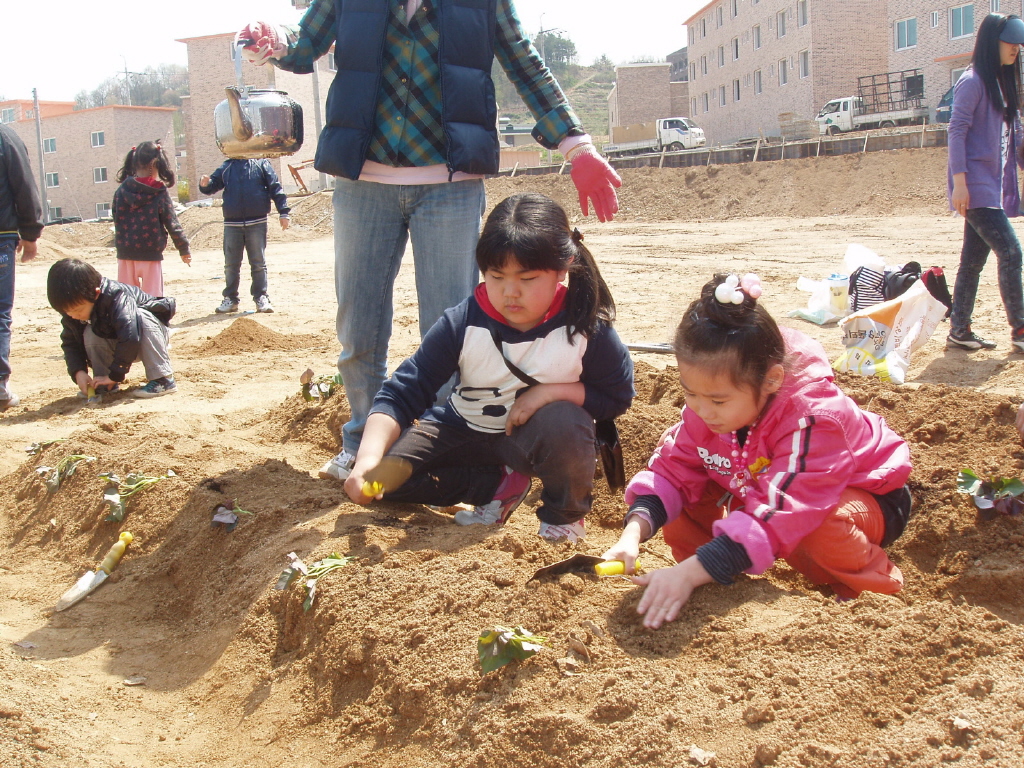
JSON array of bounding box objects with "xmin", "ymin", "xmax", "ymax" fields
[
  {"xmin": 4, "ymin": 360, "xmax": 1024, "ymax": 768},
  {"xmin": 189, "ymin": 316, "xmax": 324, "ymax": 357}
]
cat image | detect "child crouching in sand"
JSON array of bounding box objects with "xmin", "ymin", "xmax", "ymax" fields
[{"xmin": 604, "ymin": 273, "xmax": 912, "ymax": 628}]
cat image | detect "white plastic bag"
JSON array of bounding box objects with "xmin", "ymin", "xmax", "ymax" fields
[
  {"xmin": 832, "ymin": 280, "xmax": 946, "ymax": 385},
  {"xmin": 789, "ymin": 276, "xmax": 840, "ymax": 325},
  {"xmin": 844, "ymin": 243, "xmax": 885, "ymax": 274}
]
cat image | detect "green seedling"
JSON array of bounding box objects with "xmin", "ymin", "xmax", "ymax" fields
[
  {"xmin": 477, "ymin": 626, "xmax": 548, "ymax": 674},
  {"xmin": 35, "ymin": 454, "xmax": 96, "ymax": 494},
  {"xmin": 275, "ymin": 551, "xmax": 355, "ymax": 611},
  {"xmin": 957, "ymin": 468, "xmax": 1024, "ymax": 518},
  {"xmin": 300, "ymin": 367, "xmax": 344, "ymax": 402},
  {"xmin": 25, "ymin": 439, "xmax": 67, "ymax": 456},
  {"xmin": 100, "ymin": 469, "xmax": 176, "ymax": 522}
]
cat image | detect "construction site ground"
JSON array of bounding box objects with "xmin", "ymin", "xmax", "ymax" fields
[{"xmin": 3, "ymin": 147, "xmax": 1024, "ymax": 768}]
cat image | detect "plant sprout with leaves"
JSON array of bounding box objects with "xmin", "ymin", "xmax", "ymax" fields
[
  {"xmin": 477, "ymin": 626, "xmax": 548, "ymax": 673},
  {"xmin": 100, "ymin": 469, "xmax": 176, "ymax": 522},
  {"xmin": 275, "ymin": 551, "xmax": 355, "ymax": 611},
  {"xmin": 35, "ymin": 454, "xmax": 96, "ymax": 493},
  {"xmin": 25, "ymin": 439, "xmax": 67, "ymax": 456},
  {"xmin": 299, "ymin": 367, "xmax": 345, "ymax": 403},
  {"xmin": 957, "ymin": 468, "xmax": 1024, "ymax": 518}
]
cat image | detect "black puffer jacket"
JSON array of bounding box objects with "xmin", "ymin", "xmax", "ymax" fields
[
  {"xmin": 59, "ymin": 277, "xmax": 176, "ymax": 383},
  {"xmin": 111, "ymin": 177, "xmax": 189, "ymax": 261},
  {"xmin": 0, "ymin": 125, "xmax": 43, "ymax": 242}
]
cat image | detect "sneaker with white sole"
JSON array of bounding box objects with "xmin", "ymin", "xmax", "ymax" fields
[
  {"xmin": 255, "ymin": 295, "xmax": 274, "ymax": 313},
  {"xmin": 0, "ymin": 391, "xmax": 19, "ymax": 411},
  {"xmin": 454, "ymin": 467, "xmax": 531, "ymax": 526},
  {"xmin": 946, "ymin": 329, "xmax": 996, "ymax": 350},
  {"xmin": 215, "ymin": 298, "xmax": 239, "ymax": 314},
  {"xmin": 318, "ymin": 449, "xmax": 356, "ymax": 481},
  {"xmin": 1012, "ymin": 327, "xmax": 1024, "ymax": 353},
  {"xmin": 538, "ymin": 519, "xmax": 586, "ymax": 543},
  {"xmin": 133, "ymin": 377, "xmax": 177, "ymax": 398}
]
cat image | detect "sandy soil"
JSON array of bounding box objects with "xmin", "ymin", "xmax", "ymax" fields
[{"xmin": 3, "ymin": 147, "xmax": 1024, "ymax": 768}]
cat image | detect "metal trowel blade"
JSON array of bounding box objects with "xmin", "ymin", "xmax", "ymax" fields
[
  {"xmin": 54, "ymin": 570, "xmax": 107, "ymax": 612},
  {"xmin": 528, "ymin": 554, "xmax": 605, "ymax": 581}
]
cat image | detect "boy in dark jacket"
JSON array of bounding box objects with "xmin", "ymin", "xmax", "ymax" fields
[
  {"xmin": 47, "ymin": 258, "xmax": 178, "ymax": 399},
  {"xmin": 199, "ymin": 158, "xmax": 290, "ymax": 314}
]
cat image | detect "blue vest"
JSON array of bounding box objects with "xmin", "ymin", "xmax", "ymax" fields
[{"xmin": 315, "ymin": 0, "xmax": 501, "ymax": 180}]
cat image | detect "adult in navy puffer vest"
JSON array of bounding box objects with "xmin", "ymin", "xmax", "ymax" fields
[{"xmin": 236, "ymin": 1, "xmax": 622, "ymax": 480}]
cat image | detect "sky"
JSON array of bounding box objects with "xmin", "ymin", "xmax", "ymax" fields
[{"xmin": 3, "ymin": 0, "xmax": 708, "ymax": 103}]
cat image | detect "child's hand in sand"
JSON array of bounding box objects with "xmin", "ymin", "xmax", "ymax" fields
[
  {"xmin": 630, "ymin": 556, "xmax": 714, "ymax": 629},
  {"xmin": 602, "ymin": 517, "xmax": 646, "ymax": 574}
]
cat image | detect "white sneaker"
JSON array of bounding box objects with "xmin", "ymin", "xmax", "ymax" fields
[
  {"xmin": 215, "ymin": 298, "xmax": 239, "ymax": 314},
  {"xmin": 255, "ymin": 295, "xmax": 274, "ymax": 313},
  {"xmin": 538, "ymin": 520, "xmax": 586, "ymax": 543},
  {"xmin": 318, "ymin": 449, "xmax": 356, "ymax": 481}
]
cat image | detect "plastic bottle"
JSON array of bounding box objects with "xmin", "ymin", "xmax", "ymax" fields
[{"xmin": 827, "ymin": 273, "xmax": 849, "ymax": 316}]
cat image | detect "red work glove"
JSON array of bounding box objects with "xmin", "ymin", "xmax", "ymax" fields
[
  {"xmin": 235, "ymin": 21, "xmax": 290, "ymax": 65},
  {"xmin": 569, "ymin": 144, "xmax": 622, "ymax": 223}
]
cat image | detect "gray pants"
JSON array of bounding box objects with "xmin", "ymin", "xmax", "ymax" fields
[
  {"xmin": 85, "ymin": 309, "xmax": 173, "ymax": 381},
  {"xmin": 223, "ymin": 221, "xmax": 269, "ymax": 302},
  {"xmin": 382, "ymin": 401, "xmax": 598, "ymax": 525}
]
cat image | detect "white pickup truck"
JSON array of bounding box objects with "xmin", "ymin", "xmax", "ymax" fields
[
  {"xmin": 816, "ymin": 96, "xmax": 929, "ymax": 135},
  {"xmin": 603, "ymin": 117, "xmax": 706, "ymax": 157}
]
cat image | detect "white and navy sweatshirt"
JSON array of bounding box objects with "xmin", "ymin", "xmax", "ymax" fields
[{"xmin": 371, "ymin": 284, "xmax": 635, "ymax": 431}]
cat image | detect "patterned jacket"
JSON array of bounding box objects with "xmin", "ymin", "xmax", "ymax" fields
[{"xmin": 111, "ymin": 177, "xmax": 189, "ymax": 262}]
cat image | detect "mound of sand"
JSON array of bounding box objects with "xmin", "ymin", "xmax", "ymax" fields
[{"xmin": 189, "ymin": 317, "xmax": 324, "ymax": 358}]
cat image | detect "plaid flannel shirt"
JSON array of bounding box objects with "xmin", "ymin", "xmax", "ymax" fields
[{"xmin": 274, "ymin": 0, "xmax": 583, "ymax": 167}]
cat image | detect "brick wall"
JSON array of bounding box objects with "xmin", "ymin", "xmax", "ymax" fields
[
  {"xmin": 613, "ymin": 63, "xmax": 674, "ymax": 127},
  {"xmin": 7, "ymin": 106, "xmax": 175, "ymax": 222},
  {"xmin": 179, "ymin": 32, "xmax": 333, "ymax": 199}
]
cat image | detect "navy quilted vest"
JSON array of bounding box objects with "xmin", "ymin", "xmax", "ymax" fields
[{"xmin": 315, "ymin": 0, "xmax": 500, "ymax": 179}]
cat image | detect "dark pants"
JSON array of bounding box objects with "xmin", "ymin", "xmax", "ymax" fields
[
  {"xmin": 950, "ymin": 208, "xmax": 1024, "ymax": 336},
  {"xmin": 0, "ymin": 236, "xmax": 14, "ymax": 384},
  {"xmin": 383, "ymin": 401, "xmax": 597, "ymax": 525},
  {"xmin": 223, "ymin": 222, "xmax": 268, "ymax": 302}
]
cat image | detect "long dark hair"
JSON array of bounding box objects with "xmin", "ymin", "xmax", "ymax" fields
[
  {"xmin": 116, "ymin": 140, "xmax": 175, "ymax": 185},
  {"xmin": 476, "ymin": 193, "xmax": 615, "ymax": 339},
  {"xmin": 674, "ymin": 274, "xmax": 786, "ymax": 393},
  {"xmin": 972, "ymin": 13, "xmax": 1023, "ymax": 125}
]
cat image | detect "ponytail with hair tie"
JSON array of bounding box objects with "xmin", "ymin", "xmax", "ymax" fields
[{"xmin": 571, "ymin": 227, "xmax": 584, "ymax": 243}]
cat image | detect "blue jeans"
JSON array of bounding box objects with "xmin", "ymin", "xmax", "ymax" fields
[
  {"xmin": 0, "ymin": 236, "xmax": 16, "ymax": 385},
  {"xmin": 951, "ymin": 208, "xmax": 1024, "ymax": 336},
  {"xmin": 222, "ymin": 222, "xmax": 268, "ymax": 302},
  {"xmin": 332, "ymin": 178, "xmax": 485, "ymax": 453}
]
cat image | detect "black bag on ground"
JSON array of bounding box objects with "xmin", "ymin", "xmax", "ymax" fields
[
  {"xmin": 883, "ymin": 261, "xmax": 922, "ymax": 301},
  {"xmin": 921, "ymin": 266, "xmax": 953, "ymax": 317},
  {"xmin": 848, "ymin": 266, "xmax": 887, "ymax": 311}
]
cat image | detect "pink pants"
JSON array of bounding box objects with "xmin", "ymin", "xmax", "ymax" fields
[
  {"xmin": 118, "ymin": 260, "xmax": 164, "ymax": 297},
  {"xmin": 662, "ymin": 486, "xmax": 903, "ymax": 599}
]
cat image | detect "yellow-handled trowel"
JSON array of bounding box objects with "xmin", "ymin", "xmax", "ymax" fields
[{"xmin": 54, "ymin": 532, "xmax": 133, "ymax": 612}]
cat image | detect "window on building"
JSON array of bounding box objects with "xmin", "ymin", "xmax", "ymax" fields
[
  {"xmin": 717, "ymin": 6, "xmax": 723, "ymax": 27},
  {"xmin": 896, "ymin": 18, "xmax": 918, "ymax": 50},
  {"xmin": 799, "ymin": 49, "xmax": 810, "ymax": 78},
  {"xmin": 692, "ymin": 97, "xmax": 698, "ymax": 115},
  {"xmin": 932, "ymin": 11, "xmax": 940, "ymax": 28},
  {"xmin": 951, "ymin": 66, "xmax": 968, "ymax": 86},
  {"xmin": 93, "ymin": 167, "xmax": 108, "ymax": 184},
  {"xmin": 701, "ymin": 17, "xmax": 707, "ymax": 37},
  {"xmin": 950, "ymin": 4, "xmax": 973, "ymax": 39},
  {"xmin": 702, "ymin": 92, "xmax": 710, "ymax": 112},
  {"xmin": 691, "ymin": 62, "xmax": 697, "ymax": 80},
  {"xmin": 327, "ymin": 52, "xmax": 336, "ymax": 71},
  {"xmin": 718, "ymin": 45, "xmax": 725, "ymax": 66},
  {"xmin": 732, "ymin": 37, "xmax": 740, "ymax": 60},
  {"xmin": 690, "ymin": 27, "xmax": 695, "ymax": 45},
  {"xmin": 0, "ymin": 108, "xmax": 15, "ymax": 124},
  {"xmin": 720, "ymin": 85, "xmax": 727, "ymax": 106},
  {"xmin": 702, "ymin": 55, "xmax": 708, "ymax": 75},
  {"xmin": 49, "ymin": 206, "xmax": 62, "ymax": 220},
  {"xmin": 91, "ymin": 131, "xmax": 105, "ymax": 148},
  {"xmin": 753, "ymin": 24, "xmax": 761, "ymax": 49},
  {"xmin": 798, "ymin": 0, "xmax": 808, "ymax": 26},
  {"xmin": 754, "ymin": 69, "xmax": 763, "ymax": 94},
  {"xmin": 45, "ymin": 172, "xmax": 59, "ymax": 188},
  {"xmin": 731, "ymin": 0, "xmax": 738, "ymax": 17},
  {"xmin": 779, "ymin": 58, "xmax": 789, "ymax": 85},
  {"xmin": 43, "ymin": 137, "xmax": 56, "ymax": 153},
  {"xmin": 777, "ymin": 10, "xmax": 787, "ymax": 37},
  {"xmin": 96, "ymin": 202, "xmax": 111, "ymax": 219},
  {"xmin": 733, "ymin": 78, "xmax": 741, "ymax": 101},
  {"xmin": 992, "ymin": 0, "xmax": 1001, "ymax": 11}
]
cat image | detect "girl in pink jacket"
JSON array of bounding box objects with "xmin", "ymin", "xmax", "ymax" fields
[{"xmin": 603, "ymin": 273, "xmax": 912, "ymax": 629}]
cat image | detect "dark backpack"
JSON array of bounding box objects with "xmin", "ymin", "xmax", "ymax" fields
[{"xmin": 883, "ymin": 261, "xmax": 922, "ymax": 301}]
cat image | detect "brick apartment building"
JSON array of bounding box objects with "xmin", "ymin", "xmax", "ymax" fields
[
  {"xmin": 1, "ymin": 100, "xmax": 175, "ymax": 222},
  {"xmin": 683, "ymin": 0, "xmax": 1021, "ymax": 146},
  {"xmin": 607, "ymin": 63, "xmax": 691, "ymax": 131},
  {"xmin": 177, "ymin": 32, "xmax": 334, "ymax": 199}
]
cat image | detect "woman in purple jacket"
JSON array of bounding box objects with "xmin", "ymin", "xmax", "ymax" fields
[{"xmin": 947, "ymin": 13, "xmax": 1024, "ymax": 351}]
